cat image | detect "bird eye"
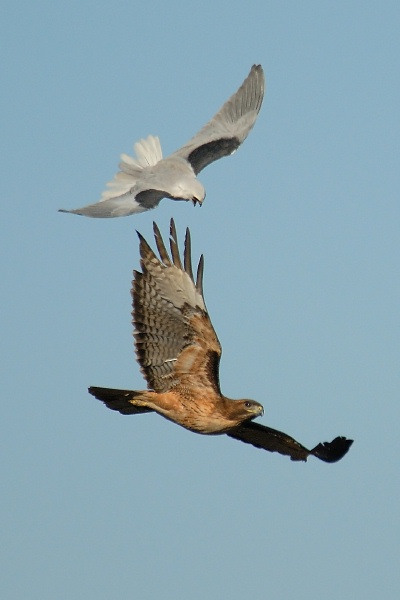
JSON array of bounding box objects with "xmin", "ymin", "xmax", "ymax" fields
[{"xmin": 244, "ymin": 401, "xmax": 252, "ymax": 408}]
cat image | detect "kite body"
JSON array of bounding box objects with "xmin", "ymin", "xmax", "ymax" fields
[{"xmin": 60, "ymin": 65, "xmax": 265, "ymax": 217}]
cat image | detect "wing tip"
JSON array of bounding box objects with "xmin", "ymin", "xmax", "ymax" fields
[
  {"xmin": 196, "ymin": 254, "xmax": 205, "ymax": 295},
  {"xmin": 250, "ymin": 63, "xmax": 263, "ymax": 73},
  {"xmin": 311, "ymin": 436, "xmax": 354, "ymax": 463}
]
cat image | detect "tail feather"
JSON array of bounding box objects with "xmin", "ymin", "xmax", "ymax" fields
[
  {"xmin": 103, "ymin": 135, "xmax": 162, "ymax": 199},
  {"xmin": 88, "ymin": 386, "xmax": 154, "ymax": 415}
]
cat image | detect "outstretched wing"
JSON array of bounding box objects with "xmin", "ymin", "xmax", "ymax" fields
[
  {"xmin": 227, "ymin": 421, "xmax": 353, "ymax": 462},
  {"xmin": 59, "ymin": 136, "xmax": 165, "ymax": 217},
  {"xmin": 173, "ymin": 64, "xmax": 265, "ymax": 174},
  {"xmin": 133, "ymin": 219, "xmax": 222, "ymax": 395}
]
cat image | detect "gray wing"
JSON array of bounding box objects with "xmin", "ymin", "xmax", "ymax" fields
[
  {"xmin": 59, "ymin": 135, "xmax": 166, "ymax": 218},
  {"xmin": 227, "ymin": 421, "xmax": 354, "ymax": 462},
  {"xmin": 132, "ymin": 219, "xmax": 222, "ymax": 393},
  {"xmin": 58, "ymin": 189, "xmax": 165, "ymax": 218},
  {"xmin": 173, "ymin": 64, "xmax": 265, "ymax": 174}
]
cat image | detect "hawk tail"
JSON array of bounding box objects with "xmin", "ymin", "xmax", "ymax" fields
[{"xmin": 88, "ymin": 386, "xmax": 154, "ymax": 415}]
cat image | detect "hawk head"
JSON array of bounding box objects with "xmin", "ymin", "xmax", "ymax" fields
[{"xmin": 227, "ymin": 399, "xmax": 264, "ymax": 424}]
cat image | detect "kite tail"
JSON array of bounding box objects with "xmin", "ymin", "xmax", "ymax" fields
[{"xmin": 88, "ymin": 386, "xmax": 154, "ymax": 415}]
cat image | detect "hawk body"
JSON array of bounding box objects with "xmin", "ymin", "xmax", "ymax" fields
[{"xmin": 89, "ymin": 220, "xmax": 353, "ymax": 462}]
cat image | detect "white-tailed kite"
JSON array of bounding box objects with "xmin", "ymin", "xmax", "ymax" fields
[{"xmin": 60, "ymin": 65, "xmax": 265, "ymax": 218}]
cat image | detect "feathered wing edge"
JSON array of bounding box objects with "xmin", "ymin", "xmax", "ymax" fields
[
  {"xmin": 153, "ymin": 218, "xmax": 205, "ymax": 299},
  {"xmin": 131, "ymin": 218, "xmax": 212, "ymax": 392},
  {"xmin": 227, "ymin": 421, "xmax": 353, "ymax": 463},
  {"xmin": 134, "ymin": 218, "xmax": 205, "ymax": 312},
  {"xmin": 175, "ymin": 64, "xmax": 265, "ymax": 174}
]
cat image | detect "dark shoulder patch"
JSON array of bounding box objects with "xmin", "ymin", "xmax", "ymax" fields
[
  {"xmin": 188, "ymin": 138, "xmax": 240, "ymax": 174},
  {"xmin": 135, "ymin": 189, "xmax": 165, "ymax": 209}
]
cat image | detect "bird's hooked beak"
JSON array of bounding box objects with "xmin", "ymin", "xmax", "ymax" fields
[{"xmin": 247, "ymin": 402, "xmax": 264, "ymax": 418}]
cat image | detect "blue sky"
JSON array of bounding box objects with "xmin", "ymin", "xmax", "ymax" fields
[{"xmin": 1, "ymin": 1, "xmax": 399, "ymax": 598}]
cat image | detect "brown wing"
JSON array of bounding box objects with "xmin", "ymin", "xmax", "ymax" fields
[
  {"xmin": 132, "ymin": 219, "xmax": 222, "ymax": 394},
  {"xmin": 227, "ymin": 421, "xmax": 354, "ymax": 463}
]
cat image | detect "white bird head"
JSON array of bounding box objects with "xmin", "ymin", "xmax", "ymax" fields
[{"xmin": 167, "ymin": 175, "xmax": 206, "ymax": 206}]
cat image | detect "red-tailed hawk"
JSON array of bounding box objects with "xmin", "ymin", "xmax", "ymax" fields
[
  {"xmin": 59, "ymin": 65, "xmax": 264, "ymax": 217},
  {"xmin": 89, "ymin": 220, "xmax": 353, "ymax": 463}
]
